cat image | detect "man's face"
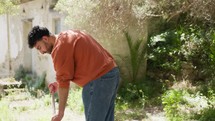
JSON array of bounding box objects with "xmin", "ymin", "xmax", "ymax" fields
[{"xmin": 34, "ymin": 36, "xmax": 53, "ymax": 54}]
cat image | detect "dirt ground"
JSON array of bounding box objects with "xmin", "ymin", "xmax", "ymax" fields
[
  {"xmin": 8, "ymin": 98, "xmax": 85, "ymax": 121},
  {"xmin": 2, "ymin": 89, "xmax": 166, "ymax": 121},
  {"xmin": 16, "ymin": 107, "xmax": 85, "ymax": 121},
  {"xmin": 10, "ymin": 99, "xmax": 166, "ymax": 121},
  {"xmin": 1, "ymin": 78, "xmax": 167, "ymax": 121}
]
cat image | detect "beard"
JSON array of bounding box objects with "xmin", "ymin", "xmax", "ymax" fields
[{"xmin": 45, "ymin": 42, "xmax": 53, "ymax": 54}]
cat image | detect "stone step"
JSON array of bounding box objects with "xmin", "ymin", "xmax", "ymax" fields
[
  {"xmin": 0, "ymin": 78, "xmax": 22, "ymax": 95},
  {"xmin": 4, "ymin": 88, "xmax": 26, "ymax": 93}
]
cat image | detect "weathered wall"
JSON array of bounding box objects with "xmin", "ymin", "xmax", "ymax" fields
[
  {"xmin": 0, "ymin": 0, "xmax": 65, "ymax": 84},
  {"xmin": 0, "ymin": 15, "xmax": 10, "ymax": 77}
]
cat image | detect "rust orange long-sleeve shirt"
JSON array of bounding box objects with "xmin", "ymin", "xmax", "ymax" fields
[{"xmin": 51, "ymin": 30, "xmax": 117, "ymax": 88}]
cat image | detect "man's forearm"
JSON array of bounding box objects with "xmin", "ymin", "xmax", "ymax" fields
[{"xmin": 58, "ymin": 87, "xmax": 69, "ymax": 116}]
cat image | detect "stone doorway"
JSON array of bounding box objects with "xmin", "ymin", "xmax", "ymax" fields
[{"xmin": 23, "ymin": 19, "xmax": 33, "ymax": 72}]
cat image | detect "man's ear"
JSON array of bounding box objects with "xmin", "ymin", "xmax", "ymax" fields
[{"xmin": 42, "ymin": 36, "xmax": 49, "ymax": 42}]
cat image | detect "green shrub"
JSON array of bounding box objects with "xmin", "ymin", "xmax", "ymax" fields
[
  {"xmin": 27, "ymin": 72, "xmax": 49, "ymax": 97},
  {"xmin": 147, "ymin": 26, "xmax": 215, "ymax": 82},
  {"xmin": 116, "ymin": 82, "xmax": 146, "ymax": 109},
  {"xmin": 162, "ymin": 89, "xmax": 215, "ymax": 121},
  {"xmin": 193, "ymin": 107, "xmax": 215, "ymax": 121},
  {"xmin": 147, "ymin": 30, "xmax": 182, "ymax": 75},
  {"xmin": 14, "ymin": 65, "xmax": 32, "ymax": 87},
  {"xmin": 116, "ymin": 81, "xmax": 148, "ymax": 121},
  {"xmin": 162, "ymin": 89, "xmax": 187, "ymax": 121},
  {"xmin": 67, "ymin": 87, "xmax": 84, "ymax": 114},
  {"xmin": 198, "ymin": 79, "xmax": 215, "ymax": 99},
  {"xmin": 192, "ymin": 84, "xmax": 215, "ymax": 121},
  {"xmin": 14, "ymin": 66, "xmax": 49, "ymax": 97},
  {"xmin": 143, "ymin": 77, "xmax": 165, "ymax": 106}
]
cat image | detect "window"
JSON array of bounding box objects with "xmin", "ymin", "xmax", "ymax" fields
[{"xmin": 53, "ymin": 18, "xmax": 61, "ymax": 34}]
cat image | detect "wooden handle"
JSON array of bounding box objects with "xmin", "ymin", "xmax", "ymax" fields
[{"xmin": 52, "ymin": 94, "xmax": 56, "ymax": 115}]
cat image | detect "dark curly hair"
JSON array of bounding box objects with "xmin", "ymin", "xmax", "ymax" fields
[{"xmin": 28, "ymin": 26, "xmax": 50, "ymax": 48}]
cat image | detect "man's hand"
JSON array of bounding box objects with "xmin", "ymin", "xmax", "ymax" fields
[
  {"xmin": 48, "ymin": 82, "xmax": 58, "ymax": 94},
  {"xmin": 51, "ymin": 113, "xmax": 64, "ymax": 121}
]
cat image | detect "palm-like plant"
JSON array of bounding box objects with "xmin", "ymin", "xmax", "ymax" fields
[{"xmin": 116, "ymin": 32, "xmax": 147, "ymax": 82}]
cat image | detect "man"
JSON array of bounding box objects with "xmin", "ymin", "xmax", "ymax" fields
[{"xmin": 28, "ymin": 26, "xmax": 120, "ymax": 121}]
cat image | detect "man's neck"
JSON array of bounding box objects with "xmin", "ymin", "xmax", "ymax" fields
[{"xmin": 49, "ymin": 34, "xmax": 58, "ymax": 45}]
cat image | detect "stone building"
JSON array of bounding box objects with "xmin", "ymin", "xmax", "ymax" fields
[{"xmin": 0, "ymin": 0, "xmax": 64, "ymax": 84}]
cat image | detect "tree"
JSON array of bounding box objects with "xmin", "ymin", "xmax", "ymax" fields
[
  {"xmin": 0, "ymin": 0, "xmax": 19, "ymax": 14},
  {"xmin": 55, "ymin": 0, "xmax": 215, "ymax": 34},
  {"xmin": 55, "ymin": 0, "xmax": 147, "ymax": 40},
  {"xmin": 146, "ymin": 0, "xmax": 215, "ymax": 31}
]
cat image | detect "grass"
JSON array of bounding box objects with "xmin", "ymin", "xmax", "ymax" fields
[
  {"xmin": 5, "ymin": 81, "xmax": 213, "ymax": 121},
  {"xmin": 0, "ymin": 91, "xmax": 51, "ymax": 121},
  {"xmin": 0, "ymin": 99, "xmax": 16, "ymax": 121},
  {"xmin": 0, "ymin": 89, "xmax": 84, "ymax": 121},
  {"xmin": 0, "ymin": 87, "xmax": 150, "ymax": 121}
]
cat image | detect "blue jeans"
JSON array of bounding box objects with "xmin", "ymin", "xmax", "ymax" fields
[{"xmin": 82, "ymin": 67, "xmax": 120, "ymax": 121}]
